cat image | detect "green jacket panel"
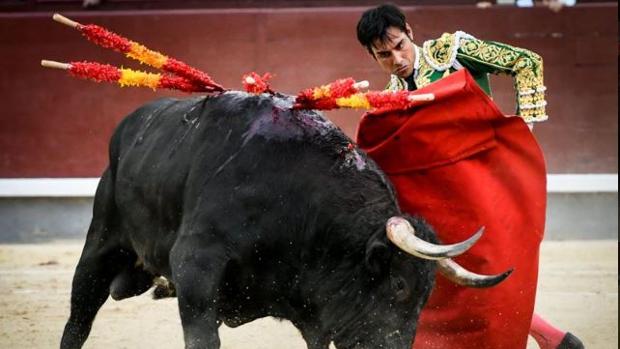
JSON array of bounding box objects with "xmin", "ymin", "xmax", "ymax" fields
[{"xmin": 386, "ymin": 32, "xmax": 547, "ymax": 123}]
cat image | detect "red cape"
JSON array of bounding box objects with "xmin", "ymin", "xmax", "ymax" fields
[{"xmin": 356, "ymin": 70, "xmax": 546, "ymax": 349}]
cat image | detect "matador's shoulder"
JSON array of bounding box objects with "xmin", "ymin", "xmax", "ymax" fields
[{"xmin": 421, "ymin": 31, "xmax": 475, "ymax": 71}]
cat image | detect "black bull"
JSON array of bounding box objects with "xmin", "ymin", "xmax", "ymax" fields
[{"xmin": 60, "ymin": 92, "xmax": 509, "ymax": 349}]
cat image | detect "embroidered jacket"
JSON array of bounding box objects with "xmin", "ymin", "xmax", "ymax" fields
[{"xmin": 386, "ymin": 31, "xmax": 547, "ymax": 123}]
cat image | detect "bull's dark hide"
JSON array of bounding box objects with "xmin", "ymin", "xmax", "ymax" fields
[{"xmin": 60, "ymin": 92, "xmax": 438, "ymax": 349}]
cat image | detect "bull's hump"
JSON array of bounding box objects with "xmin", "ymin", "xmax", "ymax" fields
[
  {"xmin": 217, "ymin": 91, "xmax": 338, "ymax": 145},
  {"xmin": 211, "ymin": 92, "xmax": 368, "ymax": 171}
]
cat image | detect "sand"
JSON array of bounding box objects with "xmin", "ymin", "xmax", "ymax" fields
[{"xmin": 0, "ymin": 240, "xmax": 616, "ymax": 349}]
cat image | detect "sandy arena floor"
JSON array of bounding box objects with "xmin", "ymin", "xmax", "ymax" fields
[{"xmin": 0, "ymin": 240, "xmax": 616, "ymax": 349}]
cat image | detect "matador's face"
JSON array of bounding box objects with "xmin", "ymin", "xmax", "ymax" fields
[{"xmin": 371, "ymin": 25, "xmax": 416, "ymax": 79}]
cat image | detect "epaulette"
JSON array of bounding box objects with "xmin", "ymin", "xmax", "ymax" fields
[{"xmin": 422, "ymin": 31, "xmax": 475, "ymax": 71}]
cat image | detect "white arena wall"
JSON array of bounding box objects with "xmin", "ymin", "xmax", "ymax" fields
[{"xmin": 0, "ymin": 175, "xmax": 617, "ymax": 242}]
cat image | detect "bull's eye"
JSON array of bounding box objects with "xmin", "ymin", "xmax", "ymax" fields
[{"xmin": 391, "ymin": 276, "xmax": 410, "ymax": 302}]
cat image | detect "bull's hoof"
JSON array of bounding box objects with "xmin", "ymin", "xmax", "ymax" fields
[{"xmin": 152, "ymin": 277, "xmax": 176, "ymax": 299}]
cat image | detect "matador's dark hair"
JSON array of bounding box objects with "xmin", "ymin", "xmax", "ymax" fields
[{"xmin": 356, "ymin": 4, "xmax": 408, "ymax": 56}]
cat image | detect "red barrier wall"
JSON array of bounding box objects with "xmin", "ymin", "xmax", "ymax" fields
[{"xmin": 0, "ymin": 4, "xmax": 617, "ymax": 177}]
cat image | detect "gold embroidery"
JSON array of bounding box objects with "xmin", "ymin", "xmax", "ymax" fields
[
  {"xmin": 459, "ymin": 39, "xmax": 521, "ymax": 68},
  {"xmin": 458, "ymin": 37, "xmax": 546, "ymax": 121},
  {"xmin": 415, "ymin": 55, "xmax": 435, "ymax": 89},
  {"xmin": 423, "ymin": 32, "xmax": 456, "ymax": 69},
  {"xmin": 385, "ymin": 75, "xmax": 405, "ymax": 92}
]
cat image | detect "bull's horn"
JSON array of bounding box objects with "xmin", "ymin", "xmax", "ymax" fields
[
  {"xmin": 385, "ymin": 217, "xmax": 483, "ymax": 260},
  {"xmin": 438, "ymin": 259, "xmax": 513, "ymax": 288}
]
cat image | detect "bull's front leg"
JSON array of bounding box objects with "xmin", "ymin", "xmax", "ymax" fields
[{"xmin": 170, "ymin": 236, "xmax": 228, "ymax": 349}]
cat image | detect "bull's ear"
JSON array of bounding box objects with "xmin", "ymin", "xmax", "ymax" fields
[{"xmin": 365, "ymin": 237, "xmax": 390, "ymax": 275}]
